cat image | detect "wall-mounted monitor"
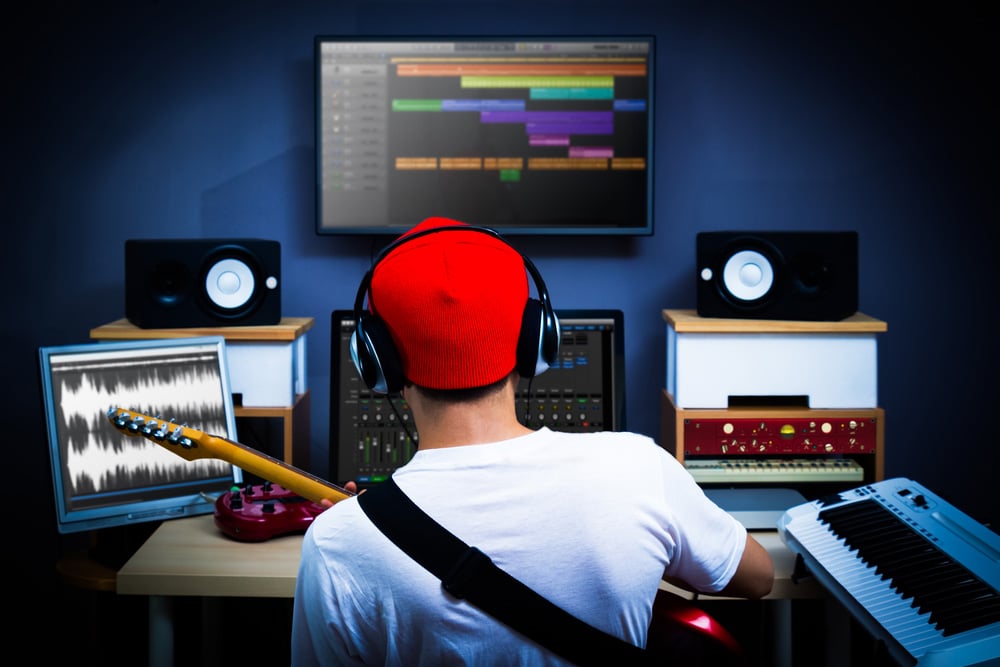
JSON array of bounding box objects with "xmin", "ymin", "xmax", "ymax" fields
[
  {"xmin": 315, "ymin": 36, "xmax": 654, "ymax": 236},
  {"xmin": 39, "ymin": 337, "xmax": 242, "ymax": 535}
]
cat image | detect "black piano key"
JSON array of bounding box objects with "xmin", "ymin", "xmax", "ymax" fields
[
  {"xmin": 912, "ymin": 580, "xmax": 989, "ymax": 607},
  {"xmin": 918, "ymin": 581, "xmax": 989, "ymax": 623},
  {"xmin": 898, "ymin": 568, "xmax": 974, "ymax": 602},
  {"xmin": 876, "ymin": 547, "xmax": 944, "ymax": 581},
  {"xmin": 936, "ymin": 597, "xmax": 1000, "ymax": 636},
  {"xmin": 854, "ymin": 527, "xmax": 922, "ymax": 563},
  {"xmin": 875, "ymin": 542, "xmax": 951, "ymax": 575},
  {"xmin": 819, "ymin": 499, "xmax": 1000, "ymax": 637}
]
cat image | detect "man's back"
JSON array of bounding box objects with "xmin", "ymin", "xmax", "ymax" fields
[{"xmin": 292, "ymin": 428, "xmax": 746, "ymax": 665}]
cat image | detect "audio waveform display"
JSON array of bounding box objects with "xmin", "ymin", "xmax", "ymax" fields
[{"xmin": 51, "ymin": 350, "xmax": 231, "ymax": 495}]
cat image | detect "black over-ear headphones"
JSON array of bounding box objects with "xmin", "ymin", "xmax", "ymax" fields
[{"xmin": 351, "ymin": 225, "xmax": 560, "ymax": 395}]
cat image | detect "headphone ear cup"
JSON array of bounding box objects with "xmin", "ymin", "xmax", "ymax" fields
[
  {"xmin": 352, "ymin": 313, "xmax": 404, "ymax": 395},
  {"xmin": 517, "ymin": 298, "xmax": 559, "ymax": 378}
]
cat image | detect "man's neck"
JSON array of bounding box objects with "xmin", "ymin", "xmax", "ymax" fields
[{"xmin": 404, "ymin": 381, "xmax": 534, "ymax": 450}]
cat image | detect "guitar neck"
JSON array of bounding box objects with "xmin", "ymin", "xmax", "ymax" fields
[{"xmin": 206, "ymin": 433, "xmax": 351, "ymax": 505}]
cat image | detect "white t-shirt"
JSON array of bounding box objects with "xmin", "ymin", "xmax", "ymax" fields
[{"xmin": 291, "ymin": 428, "xmax": 746, "ymax": 666}]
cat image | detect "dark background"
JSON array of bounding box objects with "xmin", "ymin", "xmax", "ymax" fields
[{"xmin": 4, "ymin": 1, "xmax": 995, "ymax": 661}]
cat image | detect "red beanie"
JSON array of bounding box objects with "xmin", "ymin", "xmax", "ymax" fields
[{"xmin": 369, "ymin": 217, "xmax": 529, "ymax": 390}]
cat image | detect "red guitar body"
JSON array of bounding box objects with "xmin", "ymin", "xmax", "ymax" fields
[{"xmin": 214, "ymin": 482, "xmax": 327, "ymax": 542}]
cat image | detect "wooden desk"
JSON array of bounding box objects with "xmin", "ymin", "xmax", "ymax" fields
[
  {"xmin": 118, "ymin": 515, "xmax": 825, "ymax": 666},
  {"xmin": 117, "ymin": 514, "xmax": 302, "ymax": 598}
]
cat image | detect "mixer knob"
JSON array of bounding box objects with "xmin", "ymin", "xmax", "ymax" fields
[
  {"xmin": 821, "ymin": 422, "xmax": 833, "ymax": 434},
  {"xmin": 849, "ymin": 420, "xmax": 859, "ymax": 429},
  {"xmin": 723, "ymin": 423, "xmax": 734, "ymax": 435},
  {"xmin": 825, "ymin": 443, "xmax": 834, "ymax": 452}
]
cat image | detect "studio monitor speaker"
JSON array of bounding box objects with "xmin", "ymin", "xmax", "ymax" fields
[
  {"xmin": 696, "ymin": 231, "xmax": 858, "ymax": 321},
  {"xmin": 125, "ymin": 238, "xmax": 281, "ymax": 328}
]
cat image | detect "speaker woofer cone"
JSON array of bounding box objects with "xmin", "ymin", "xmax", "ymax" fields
[
  {"xmin": 720, "ymin": 249, "xmax": 775, "ymax": 303},
  {"xmin": 204, "ymin": 257, "xmax": 257, "ymax": 311}
]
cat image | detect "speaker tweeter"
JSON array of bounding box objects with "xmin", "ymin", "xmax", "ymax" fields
[
  {"xmin": 125, "ymin": 238, "xmax": 281, "ymax": 328},
  {"xmin": 696, "ymin": 231, "xmax": 858, "ymax": 321}
]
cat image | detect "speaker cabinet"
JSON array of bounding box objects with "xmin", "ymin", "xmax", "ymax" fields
[
  {"xmin": 696, "ymin": 231, "xmax": 858, "ymax": 321},
  {"xmin": 125, "ymin": 239, "xmax": 281, "ymax": 328}
]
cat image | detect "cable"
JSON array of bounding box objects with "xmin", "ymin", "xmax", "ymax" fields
[
  {"xmin": 389, "ymin": 394, "xmax": 418, "ymax": 452},
  {"xmin": 521, "ymin": 375, "xmax": 536, "ymax": 429}
]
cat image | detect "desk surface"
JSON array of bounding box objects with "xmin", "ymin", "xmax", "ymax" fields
[
  {"xmin": 117, "ymin": 515, "xmax": 823, "ymax": 601},
  {"xmin": 116, "ymin": 514, "xmax": 303, "ymax": 597}
]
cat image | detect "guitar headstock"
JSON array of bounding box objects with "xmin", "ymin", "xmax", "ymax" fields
[{"xmin": 106, "ymin": 407, "xmax": 212, "ymax": 462}]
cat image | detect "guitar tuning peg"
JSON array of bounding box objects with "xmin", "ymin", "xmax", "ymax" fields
[{"xmin": 112, "ymin": 411, "xmax": 130, "ymax": 429}]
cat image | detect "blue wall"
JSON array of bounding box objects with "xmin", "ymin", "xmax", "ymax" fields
[{"xmin": 6, "ymin": 1, "xmax": 996, "ymax": 598}]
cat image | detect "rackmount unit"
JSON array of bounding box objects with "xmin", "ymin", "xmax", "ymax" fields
[
  {"xmin": 661, "ymin": 390, "xmax": 884, "ymax": 496},
  {"xmin": 661, "ymin": 309, "xmax": 887, "ymax": 500}
]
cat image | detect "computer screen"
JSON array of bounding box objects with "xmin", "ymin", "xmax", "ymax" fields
[
  {"xmin": 39, "ymin": 336, "xmax": 242, "ymax": 534},
  {"xmin": 330, "ymin": 309, "xmax": 625, "ymax": 485},
  {"xmin": 315, "ymin": 35, "xmax": 654, "ymax": 236}
]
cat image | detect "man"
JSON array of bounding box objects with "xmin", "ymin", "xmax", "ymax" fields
[{"xmin": 291, "ymin": 217, "xmax": 774, "ymax": 665}]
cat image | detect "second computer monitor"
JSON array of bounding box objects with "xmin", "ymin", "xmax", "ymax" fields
[{"xmin": 330, "ymin": 309, "xmax": 625, "ymax": 485}]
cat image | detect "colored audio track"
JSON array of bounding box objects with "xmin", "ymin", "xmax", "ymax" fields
[{"xmin": 388, "ymin": 62, "xmax": 648, "ymax": 176}]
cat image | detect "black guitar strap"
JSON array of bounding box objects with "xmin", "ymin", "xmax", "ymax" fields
[{"xmin": 357, "ymin": 476, "xmax": 654, "ymax": 666}]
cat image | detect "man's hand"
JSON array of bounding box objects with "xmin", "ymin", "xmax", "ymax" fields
[{"xmin": 320, "ymin": 480, "xmax": 361, "ymax": 509}]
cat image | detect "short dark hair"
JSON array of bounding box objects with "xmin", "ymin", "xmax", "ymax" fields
[{"xmin": 410, "ymin": 373, "xmax": 511, "ymax": 403}]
